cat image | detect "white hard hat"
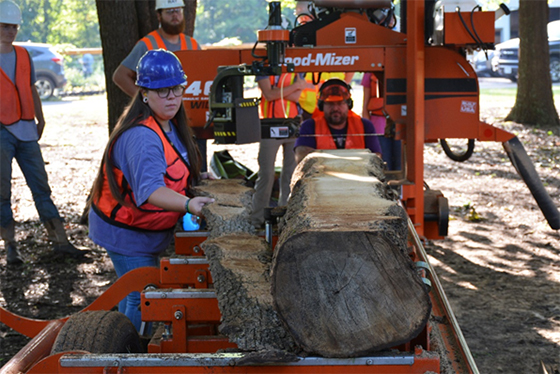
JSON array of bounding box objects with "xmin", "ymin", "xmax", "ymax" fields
[
  {"xmin": 155, "ymin": 0, "xmax": 185, "ymax": 10},
  {"xmin": 0, "ymin": 0, "xmax": 22, "ymax": 25}
]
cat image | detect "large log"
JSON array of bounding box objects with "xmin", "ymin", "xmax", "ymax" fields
[{"xmin": 271, "ymin": 149, "xmax": 431, "ymax": 357}]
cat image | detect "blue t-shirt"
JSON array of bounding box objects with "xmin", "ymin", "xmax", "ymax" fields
[
  {"xmin": 89, "ymin": 122, "xmax": 189, "ymax": 257},
  {"xmin": 295, "ymin": 115, "xmax": 382, "ymax": 154}
]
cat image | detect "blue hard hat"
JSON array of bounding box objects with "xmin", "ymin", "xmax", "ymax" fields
[{"xmin": 135, "ymin": 49, "xmax": 187, "ymax": 89}]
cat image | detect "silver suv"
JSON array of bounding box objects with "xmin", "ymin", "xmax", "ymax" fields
[
  {"xmin": 493, "ymin": 21, "xmax": 560, "ymax": 83},
  {"xmin": 14, "ymin": 42, "xmax": 67, "ymax": 100}
]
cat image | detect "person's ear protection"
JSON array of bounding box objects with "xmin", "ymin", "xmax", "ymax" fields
[{"xmin": 317, "ymin": 78, "xmax": 353, "ymax": 111}]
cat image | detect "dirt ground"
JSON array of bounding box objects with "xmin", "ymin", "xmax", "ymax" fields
[{"xmin": 0, "ymin": 90, "xmax": 559, "ymax": 373}]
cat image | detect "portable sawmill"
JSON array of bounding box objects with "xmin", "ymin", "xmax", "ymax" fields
[{"xmin": 1, "ymin": 1, "xmax": 559, "ymax": 374}]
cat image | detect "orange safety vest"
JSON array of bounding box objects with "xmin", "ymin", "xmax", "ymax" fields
[
  {"xmin": 139, "ymin": 30, "xmax": 199, "ymax": 51},
  {"xmin": 92, "ymin": 117, "xmax": 190, "ymax": 231},
  {"xmin": 315, "ymin": 111, "xmax": 365, "ymax": 150},
  {"xmin": 0, "ymin": 46, "xmax": 35, "ymax": 126},
  {"xmin": 260, "ymin": 73, "xmax": 299, "ymax": 119}
]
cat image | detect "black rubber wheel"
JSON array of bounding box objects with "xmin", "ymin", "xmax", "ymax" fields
[
  {"xmin": 440, "ymin": 138, "xmax": 475, "ymax": 162},
  {"xmin": 35, "ymin": 76, "xmax": 55, "ymax": 100},
  {"xmin": 51, "ymin": 310, "xmax": 143, "ymax": 354}
]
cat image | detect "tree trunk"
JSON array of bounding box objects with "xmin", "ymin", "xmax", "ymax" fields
[
  {"xmin": 506, "ymin": 0, "xmax": 560, "ymax": 127},
  {"xmin": 184, "ymin": 0, "xmax": 198, "ymax": 37},
  {"xmin": 96, "ymin": 0, "xmax": 197, "ymax": 133},
  {"xmin": 196, "ymin": 151, "xmax": 431, "ymax": 358},
  {"xmin": 271, "ymin": 150, "xmax": 432, "ymax": 357}
]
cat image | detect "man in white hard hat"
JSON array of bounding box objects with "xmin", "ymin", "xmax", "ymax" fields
[
  {"xmin": 0, "ymin": 0, "xmax": 87, "ymax": 265},
  {"xmin": 113, "ymin": 0, "xmax": 200, "ymax": 97},
  {"xmin": 112, "ymin": 0, "xmax": 208, "ymax": 170}
]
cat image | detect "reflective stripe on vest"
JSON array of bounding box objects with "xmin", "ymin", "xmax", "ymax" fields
[
  {"xmin": 0, "ymin": 46, "xmax": 35, "ymax": 126},
  {"xmin": 140, "ymin": 31, "xmax": 199, "ymax": 51},
  {"xmin": 315, "ymin": 111, "xmax": 366, "ymax": 150},
  {"xmin": 92, "ymin": 116, "xmax": 190, "ymax": 231},
  {"xmin": 260, "ymin": 73, "xmax": 298, "ymax": 119}
]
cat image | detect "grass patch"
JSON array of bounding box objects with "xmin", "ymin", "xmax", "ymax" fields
[{"xmin": 480, "ymin": 85, "xmax": 560, "ymax": 113}]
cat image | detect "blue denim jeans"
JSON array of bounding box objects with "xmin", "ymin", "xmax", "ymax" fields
[
  {"xmin": 0, "ymin": 126, "xmax": 61, "ymax": 227},
  {"xmin": 106, "ymin": 250, "xmax": 159, "ymax": 332}
]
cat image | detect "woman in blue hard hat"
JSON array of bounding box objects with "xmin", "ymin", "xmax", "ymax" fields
[{"xmin": 88, "ymin": 49, "xmax": 214, "ymax": 332}]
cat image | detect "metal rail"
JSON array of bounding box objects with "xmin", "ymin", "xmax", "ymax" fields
[{"xmin": 406, "ymin": 212, "xmax": 480, "ymax": 374}]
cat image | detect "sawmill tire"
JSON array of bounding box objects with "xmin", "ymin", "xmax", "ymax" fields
[
  {"xmin": 440, "ymin": 138, "xmax": 475, "ymax": 162},
  {"xmin": 51, "ymin": 310, "xmax": 143, "ymax": 354}
]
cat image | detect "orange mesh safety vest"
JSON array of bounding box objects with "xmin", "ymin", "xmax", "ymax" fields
[
  {"xmin": 0, "ymin": 46, "xmax": 35, "ymax": 126},
  {"xmin": 92, "ymin": 117, "xmax": 190, "ymax": 231},
  {"xmin": 139, "ymin": 30, "xmax": 199, "ymax": 51},
  {"xmin": 260, "ymin": 73, "xmax": 299, "ymax": 119},
  {"xmin": 315, "ymin": 111, "xmax": 365, "ymax": 150}
]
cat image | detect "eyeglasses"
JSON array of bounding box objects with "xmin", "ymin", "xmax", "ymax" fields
[
  {"xmin": 162, "ymin": 8, "xmax": 183, "ymax": 15},
  {"xmin": 0, "ymin": 24, "xmax": 19, "ymax": 31},
  {"xmin": 153, "ymin": 85, "xmax": 185, "ymax": 98}
]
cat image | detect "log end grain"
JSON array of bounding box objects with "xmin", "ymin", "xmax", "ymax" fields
[{"xmin": 271, "ymin": 230, "xmax": 431, "ymax": 357}]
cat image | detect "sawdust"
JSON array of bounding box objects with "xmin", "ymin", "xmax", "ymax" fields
[{"xmin": 0, "ymin": 93, "xmax": 559, "ymax": 373}]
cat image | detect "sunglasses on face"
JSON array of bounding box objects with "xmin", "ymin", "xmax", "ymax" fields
[
  {"xmin": 153, "ymin": 85, "xmax": 185, "ymax": 98},
  {"xmin": 162, "ymin": 8, "xmax": 183, "ymax": 15}
]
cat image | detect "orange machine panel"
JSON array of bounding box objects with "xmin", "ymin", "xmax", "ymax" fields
[
  {"xmin": 175, "ymin": 49, "xmax": 245, "ymax": 138},
  {"xmin": 316, "ymin": 12, "xmax": 406, "ymax": 46},
  {"xmin": 444, "ymin": 11, "xmax": 495, "ymax": 45}
]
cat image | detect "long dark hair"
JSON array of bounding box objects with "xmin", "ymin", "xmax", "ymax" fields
[{"xmin": 91, "ymin": 91, "xmax": 201, "ymax": 207}]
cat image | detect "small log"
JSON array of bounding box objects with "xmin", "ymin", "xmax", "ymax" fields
[
  {"xmin": 271, "ymin": 150, "xmax": 431, "ymax": 357},
  {"xmin": 193, "ymin": 179, "xmax": 255, "ymax": 238},
  {"xmin": 202, "ymin": 233, "xmax": 297, "ymax": 352}
]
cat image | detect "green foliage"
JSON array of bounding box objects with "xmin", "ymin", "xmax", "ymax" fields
[
  {"xmin": 194, "ymin": 0, "xmax": 299, "ymax": 45},
  {"xmin": 461, "ymin": 202, "xmax": 484, "ymax": 222},
  {"xmin": 15, "ymin": 0, "xmax": 100, "ymax": 47}
]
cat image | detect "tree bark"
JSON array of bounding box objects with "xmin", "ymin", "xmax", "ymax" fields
[
  {"xmin": 271, "ymin": 150, "xmax": 432, "ymax": 357},
  {"xmin": 193, "ymin": 179, "xmax": 255, "ymax": 238},
  {"xmin": 184, "ymin": 0, "xmax": 198, "ymax": 37},
  {"xmin": 506, "ymin": 0, "xmax": 560, "ymax": 127},
  {"xmin": 202, "ymin": 233, "xmax": 297, "ymax": 353},
  {"xmin": 95, "ymin": 0, "xmax": 140, "ymax": 133}
]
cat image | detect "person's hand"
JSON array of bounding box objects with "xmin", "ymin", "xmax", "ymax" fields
[
  {"xmin": 294, "ymin": 74, "xmax": 307, "ymax": 90},
  {"xmin": 200, "ymin": 172, "xmax": 215, "ymax": 180},
  {"xmin": 37, "ymin": 120, "xmax": 45, "ymax": 139},
  {"xmin": 187, "ymin": 196, "xmax": 215, "ymax": 216}
]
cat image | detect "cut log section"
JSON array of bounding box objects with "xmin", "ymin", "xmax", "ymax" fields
[
  {"xmin": 192, "ymin": 179, "xmax": 255, "ymax": 238},
  {"xmin": 202, "ymin": 233, "xmax": 297, "ymax": 353},
  {"xmin": 271, "ymin": 150, "xmax": 431, "ymax": 357}
]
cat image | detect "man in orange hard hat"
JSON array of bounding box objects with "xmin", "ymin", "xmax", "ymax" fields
[{"xmin": 294, "ymin": 79, "xmax": 381, "ymax": 164}]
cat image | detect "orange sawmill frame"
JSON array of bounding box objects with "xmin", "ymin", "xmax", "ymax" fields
[{"xmin": 0, "ymin": 1, "xmax": 520, "ymax": 373}]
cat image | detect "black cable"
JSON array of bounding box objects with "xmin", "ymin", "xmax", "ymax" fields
[
  {"xmin": 251, "ymin": 40, "xmax": 267, "ymax": 60},
  {"xmin": 456, "ymin": 6, "xmax": 486, "ymax": 57},
  {"xmin": 470, "ymin": 5, "xmax": 487, "ymax": 56},
  {"xmin": 456, "ymin": 7, "xmax": 478, "ymax": 44}
]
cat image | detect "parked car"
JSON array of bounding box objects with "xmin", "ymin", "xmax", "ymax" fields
[
  {"xmin": 13, "ymin": 42, "xmax": 67, "ymax": 99},
  {"xmin": 472, "ymin": 50, "xmax": 498, "ymax": 77},
  {"xmin": 493, "ymin": 20, "xmax": 560, "ymax": 83}
]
